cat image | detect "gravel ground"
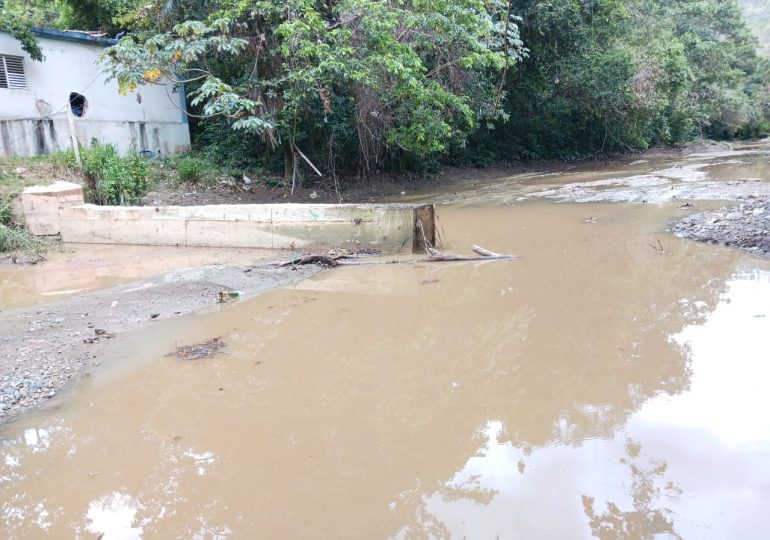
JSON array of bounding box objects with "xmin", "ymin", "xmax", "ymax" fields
[
  {"xmin": 669, "ymin": 197, "xmax": 770, "ymax": 258},
  {"xmin": 0, "ymin": 263, "xmax": 321, "ymax": 423}
]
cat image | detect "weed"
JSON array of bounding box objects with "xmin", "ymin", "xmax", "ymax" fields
[
  {"xmin": 79, "ymin": 141, "xmax": 148, "ymax": 205},
  {"xmin": 173, "ymin": 154, "xmax": 214, "ymax": 185}
]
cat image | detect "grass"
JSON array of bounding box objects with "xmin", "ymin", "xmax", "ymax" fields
[
  {"xmin": 0, "ymin": 156, "xmax": 71, "ymax": 258},
  {"xmin": 0, "ymin": 223, "xmax": 49, "ymax": 257}
]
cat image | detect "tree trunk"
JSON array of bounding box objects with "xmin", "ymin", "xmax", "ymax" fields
[{"xmin": 284, "ymin": 143, "xmax": 295, "ymax": 186}]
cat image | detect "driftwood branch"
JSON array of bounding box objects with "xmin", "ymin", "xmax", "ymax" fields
[{"xmin": 277, "ymin": 245, "xmax": 517, "ymax": 268}]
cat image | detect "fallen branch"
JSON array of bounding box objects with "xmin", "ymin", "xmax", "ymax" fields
[
  {"xmin": 280, "ymin": 254, "xmax": 340, "ymax": 267},
  {"xmin": 649, "ymin": 240, "xmax": 665, "ymax": 254},
  {"xmin": 277, "ymin": 245, "xmax": 517, "ymax": 267}
]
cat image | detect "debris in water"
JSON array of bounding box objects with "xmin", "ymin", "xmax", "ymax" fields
[
  {"xmin": 678, "ymin": 203, "xmax": 694, "ymax": 210},
  {"xmin": 171, "ymin": 338, "xmax": 227, "ymax": 360},
  {"xmin": 218, "ymin": 291, "xmax": 240, "ymax": 303}
]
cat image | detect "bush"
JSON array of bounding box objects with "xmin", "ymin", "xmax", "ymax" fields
[
  {"xmin": 173, "ymin": 154, "xmax": 214, "ymax": 184},
  {"xmin": 79, "ymin": 141, "xmax": 148, "ymax": 206}
]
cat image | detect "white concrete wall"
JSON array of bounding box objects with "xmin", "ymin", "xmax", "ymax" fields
[
  {"xmin": 0, "ymin": 32, "xmax": 190, "ymax": 157},
  {"xmin": 59, "ymin": 203, "xmax": 435, "ymax": 253}
]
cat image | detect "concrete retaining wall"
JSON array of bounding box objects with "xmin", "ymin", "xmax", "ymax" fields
[
  {"xmin": 59, "ymin": 203, "xmax": 435, "ymax": 253},
  {"xmin": 11, "ymin": 181, "xmax": 85, "ymax": 236}
]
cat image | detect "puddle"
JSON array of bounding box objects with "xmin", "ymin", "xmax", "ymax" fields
[
  {"xmin": 2, "ymin": 199, "xmax": 769, "ymax": 538},
  {"xmin": 0, "ymin": 244, "xmax": 279, "ymax": 311}
]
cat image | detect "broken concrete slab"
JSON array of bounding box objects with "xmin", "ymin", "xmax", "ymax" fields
[{"xmin": 58, "ymin": 203, "xmax": 436, "ymax": 253}]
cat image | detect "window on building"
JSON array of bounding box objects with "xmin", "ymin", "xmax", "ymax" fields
[{"xmin": 0, "ymin": 54, "xmax": 27, "ymax": 89}]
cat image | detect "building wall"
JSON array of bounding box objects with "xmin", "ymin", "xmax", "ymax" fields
[{"xmin": 0, "ymin": 32, "xmax": 190, "ymax": 157}]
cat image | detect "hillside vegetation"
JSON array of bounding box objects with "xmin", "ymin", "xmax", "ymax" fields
[{"xmin": 2, "ymin": 0, "xmax": 769, "ymax": 181}]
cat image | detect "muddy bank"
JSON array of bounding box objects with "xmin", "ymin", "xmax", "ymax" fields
[
  {"xmin": 0, "ymin": 264, "xmax": 321, "ymax": 422},
  {"xmin": 670, "ymin": 197, "xmax": 770, "ymax": 258}
]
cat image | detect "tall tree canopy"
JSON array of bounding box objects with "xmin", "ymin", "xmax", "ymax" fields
[
  {"xmin": 2, "ymin": 0, "xmax": 769, "ymax": 175},
  {"xmin": 103, "ymin": 0, "xmax": 524, "ymax": 177}
]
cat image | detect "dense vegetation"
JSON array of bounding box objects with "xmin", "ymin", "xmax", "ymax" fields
[{"xmin": 3, "ymin": 0, "xmax": 770, "ymax": 181}]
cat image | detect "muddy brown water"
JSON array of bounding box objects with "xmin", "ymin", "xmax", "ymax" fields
[{"xmin": 2, "ymin": 149, "xmax": 770, "ymax": 538}]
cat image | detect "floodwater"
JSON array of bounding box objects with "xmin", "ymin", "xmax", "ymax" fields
[{"xmin": 3, "ymin": 147, "xmax": 770, "ymax": 538}]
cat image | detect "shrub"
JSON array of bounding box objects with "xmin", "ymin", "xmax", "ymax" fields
[
  {"xmin": 80, "ymin": 141, "xmax": 148, "ymax": 206},
  {"xmin": 173, "ymin": 154, "xmax": 213, "ymax": 184}
]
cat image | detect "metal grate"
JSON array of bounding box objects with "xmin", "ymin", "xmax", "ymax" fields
[{"xmin": 0, "ymin": 54, "xmax": 27, "ymax": 89}]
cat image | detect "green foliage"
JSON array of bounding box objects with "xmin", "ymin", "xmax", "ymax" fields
[
  {"xmin": 0, "ymin": 223, "xmax": 47, "ymax": 255},
  {"xmin": 0, "ymin": 197, "xmax": 12, "ymax": 226},
  {"xmin": 73, "ymin": 142, "xmax": 148, "ymax": 205},
  {"xmin": 9, "ymin": 0, "xmax": 768, "ymax": 173},
  {"xmin": 0, "ymin": 8, "xmax": 43, "ymax": 61},
  {"xmin": 172, "ymin": 153, "xmax": 214, "ymax": 184},
  {"xmin": 102, "ymin": 0, "xmax": 525, "ymax": 176},
  {"xmin": 454, "ymin": 0, "xmax": 770, "ymax": 162},
  {"xmin": 0, "ymin": 196, "xmax": 47, "ymax": 256}
]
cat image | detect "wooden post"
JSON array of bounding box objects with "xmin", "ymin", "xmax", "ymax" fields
[{"xmin": 66, "ymin": 107, "xmax": 81, "ymax": 165}]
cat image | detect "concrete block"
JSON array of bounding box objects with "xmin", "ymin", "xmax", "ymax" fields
[{"xmin": 14, "ymin": 181, "xmax": 84, "ymax": 236}]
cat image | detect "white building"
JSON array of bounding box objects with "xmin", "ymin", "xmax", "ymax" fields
[{"xmin": 0, "ymin": 28, "xmax": 191, "ymax": 158}]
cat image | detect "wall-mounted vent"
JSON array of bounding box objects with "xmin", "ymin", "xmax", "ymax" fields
[{"xmin": 0, "ymin": 55, "xmax": 27, "ymax": 89}]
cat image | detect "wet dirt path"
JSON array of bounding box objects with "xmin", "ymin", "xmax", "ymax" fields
[{"xmin": 2, "ymin": 198, "xmax": 770, "ymax": 539}]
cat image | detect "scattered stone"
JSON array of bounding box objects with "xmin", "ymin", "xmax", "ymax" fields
[
  {"xmin": 150, "ymin": 313, "xmax": 160, "ymax": 319},
  {"xmin": 309, "ymin": 191, "xmax": 319, "ymax": 199},
  {"xmin": 94, "ymin": 328, "xmax": 106, "ymax": 335},
  {"xmin": 670, "ymin": 197, "xmax": 770, "ymax": 258}
]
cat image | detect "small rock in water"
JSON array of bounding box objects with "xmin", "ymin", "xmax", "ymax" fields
[
  {"xmin": 94, "ymin": 328, "xmax": 106, "ymax": 336},
  {"xmin": 678, "ymin": 203, "xmax": 694, "ymax": 210},
  {"xmin": 150, "ymin": 313, "xmax": 160, "ymax": 319}
]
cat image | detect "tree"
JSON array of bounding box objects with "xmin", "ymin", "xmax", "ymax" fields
[{"xmin": 103, "ymin": 0, "xmax": 525, "ymax": 179}]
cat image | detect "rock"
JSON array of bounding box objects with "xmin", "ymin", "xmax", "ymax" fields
[
  {"xmin": 309, "ymin": 191, "xmax": 319, "ymax": 199},
  {"xmin": 150, "ymin": 313, "xmax": 160, "ymax": 319},
  {"xmin": 94, "ymin": 328, "xmax": 106, "ymax": 335},
  {"xmin": 13, "ymin": 167, "xmax": 26, "ymax": 175},
  {"xmin": 243, "ymin": 175, "xmax": 253, "ymax": 185}
]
